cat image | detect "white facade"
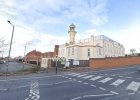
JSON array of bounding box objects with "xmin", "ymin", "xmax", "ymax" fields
[{"xmin": 58, "ymin": 24, "xmax": 125, "ymax": 60}]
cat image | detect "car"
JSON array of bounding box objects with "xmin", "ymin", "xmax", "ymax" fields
[
  {"xmin": 0, "ymin": 60, "xmax": 6, "ymax": 64},
  {"xmin": 139, "ymin": 68, "xmax": 140, "ymax": 72},
  {"xmin": 0, "ymin": 60, "xmax": 4, "ymax": 64}
]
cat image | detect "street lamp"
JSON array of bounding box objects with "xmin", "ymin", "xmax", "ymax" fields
[
  {"xmin": 55, "ymin": 55, "xmax": 58, "ymax": 74},
  {"xmin": 7, "ymin": 20, "xmax": 15, "ymax": 77}
]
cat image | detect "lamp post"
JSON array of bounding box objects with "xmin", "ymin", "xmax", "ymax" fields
[
  {"xmin": 55, "ymin": 55, "xmax": 58, "ymax": 74},
  {"xmin": 7, "ymin": 20, "xmax": 14, "ymax": 77}
]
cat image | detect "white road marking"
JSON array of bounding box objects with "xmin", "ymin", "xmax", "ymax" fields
[
  {"xmin": 99, "ymin": 77, "xmax": 112, "ymax": 83},
  {"xmin": 136, "ymin": 78, "xmax": 140, "ymax": 80},
  {"xmin": 83, "ymin": 93, "xmax": 114, "ymax": 98},
  {"xmin": 71, "ymin": 73, "xmax": 81, "ymax": 76},
  {"xmin": 110, "ymin": 91, "xmax": 119, "ymax": 95},
  {"xmin": 77, "ymin": 74, "xmax": 87, "ymax": 77},
  {"xmin": 83, "ymin": 82, "xmax": 88, "ymax": 85},
  {"xmin": 25, "ymin": 80, "xmax": 40, "ymax": 100},
  {"xmin": 0, "ymin": 89, "xmax": 8, "ymax": 91},
  {"xmin": 69, "ymin": 78, "xmax": 72, "ymax": 80},
  {"xmin": 119, "ymin": 76, "xmax": 124, "ymax": 78},
  {"xmin": 78, "ymin": 81, "xmax": 82, "ymax": 83},
  {"xmin": 83, "ymin": 75, "xmax": 94, "ymax": 79},
  {"xmin": 110, "ymin": 79, "xmax": 125, "ymax": 87},
  {"xmin": 99, "ymin": 87, "xmax": 106, "ymax": 90},
  {"xmin": 111, "ymin": 75, "xmax": 116, "ymax": 77},
  {"xmin": 90, "ymin": 76, "xmax": 103, "ymax": 81},
  {"xmin": 90, "ymin": 84, "xmax": 96, "ymax": 87},
  {"xmin": 126, "ymin": 81, "xmax": 140, "ymax": 92},
  {"xmin": 128, "ymin": 92, "xmax": 135, "ymax": 95},
  {"xmin": 126, "ymin": 77, "xmax": 132, "ymax": 79},
  {"xmin": 71, "ymin": 96, "xmax": 82, "ymax": 100}
]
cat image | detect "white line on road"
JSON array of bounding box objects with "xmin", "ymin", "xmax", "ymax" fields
[
  {"xmin": 128, "ymin": 92, "xmax": 135, "ymax": 95},
  {"xmin": 99, "ymin": 77, "xmax": 112, "ymax": 83},
  {"xmin": 83, "ymin": 82, "xmax": 88, "ymax": 85},
  {"xmin": 77, "ymin": 74, "xmax": 87, "ymax": 77},
  {"xmin": 110, "ymin": 79, "xmax": 125, "ymax": 87},
  {"xmin": 110, "ymin": 91, "xmax": 119, "ymax": 95},
  {"xmin": 90, "ymin": 84, "xmax": 96, "ymax": 87},
  {"xmin": 71, "ymin": 94, "xmax": 114, "ymax": 100},
  {"xmin": 71, "ymin": 96, "xmax": 82, "ymax": 100},
  {"xmin": 83, "ymin": 93, "xmax": 114, "ymax": 98},
  {"xmin": 77, "ymin": 81, "xmax": 82, "ymax": 83},
  {"xmin": 0, "ymin": 89, "xmax": 8, "ymax": 91},
  {"xmin": 83, "ymin": 75, "xmax": 94, "ymax": 79},
  {"xmin": 99, "ymin": 87, "xmax": 106, "ymax": 90},
  {"xmin": 90, "ymin": 76, "xmax": 103, "ymax": 81},
  {"xmin": 126, "ymin": 77, "xmax": 132, "ymax": 79},
  {"xmin": 126, "ymin": 81, "xmax": 140, "ymax": 92}
]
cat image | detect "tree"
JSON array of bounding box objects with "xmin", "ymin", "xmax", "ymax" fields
[
  {"xmin": 130, "ymin": 48, "xmax": 136, "ymax": 55},
  {"xmin": 0, "ymin": 38, "xmax": 8, "ymax": 56}
]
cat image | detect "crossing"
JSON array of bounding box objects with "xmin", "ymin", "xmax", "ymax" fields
[{"xmin": 66, "ymin": 72, "xmax": 140, "ymax": 93}]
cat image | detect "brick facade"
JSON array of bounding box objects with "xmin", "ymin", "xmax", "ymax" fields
[{"xmin": 89, "ymin": 56, "xmax": 140, "ymax": 69}]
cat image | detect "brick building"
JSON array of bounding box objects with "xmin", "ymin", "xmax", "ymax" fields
[{"xmin": 25, "ymin": 50, "xmax": 42, "ymax": 65}]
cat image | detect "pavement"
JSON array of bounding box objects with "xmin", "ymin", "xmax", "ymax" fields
[{"xmin": 0, "ymin": 65, "xmax": 140, "ymax": 100}]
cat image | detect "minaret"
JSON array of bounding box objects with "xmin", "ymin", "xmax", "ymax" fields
[{"xmin": 68, "ymin": 23, "xmax": 77, "ymax": 45}]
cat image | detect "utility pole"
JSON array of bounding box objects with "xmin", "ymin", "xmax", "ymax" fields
[{"xmin": 23, "ymin": 46, "xmax": 26, "ymax": 70}]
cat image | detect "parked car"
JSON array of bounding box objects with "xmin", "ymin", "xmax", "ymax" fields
[
  {"xmin": 0, "ymin": 60, "xmax": 6, "ymax": 64},
  {"xmin": 139, "ymin": 68, "xmax": 140, "ymax": 72}
]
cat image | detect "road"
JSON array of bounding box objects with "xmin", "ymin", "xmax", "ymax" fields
[
  {"xmin": 0, "ymin": 65, "xmax": 140, "ymax": 100},
  {"xmin": 0, "ymin": 62, "xmax": 32, "ymax": 72}
]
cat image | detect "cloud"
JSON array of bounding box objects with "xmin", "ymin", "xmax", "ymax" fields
[{"xmin": 0, "ymin": 0, "xmax": 108, "ymax": 57}]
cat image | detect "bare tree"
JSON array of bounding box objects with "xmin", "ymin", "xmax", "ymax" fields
[
  {"xmin": 0, "ymin": 38, "xmax": 8, "ymax": 55},
  {"xmin": 130, "ymin": 48, "xmax": 136, "ymax": 55}
]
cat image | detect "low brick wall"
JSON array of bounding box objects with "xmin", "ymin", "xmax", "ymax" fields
[{"xmin": 89, "ymin": 56, "xmax": 140, "ymax": 69}]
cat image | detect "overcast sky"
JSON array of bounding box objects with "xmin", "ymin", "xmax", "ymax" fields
[{"xmin": 0, "ymin": 0, "xmax": 140, "ymax": 57}]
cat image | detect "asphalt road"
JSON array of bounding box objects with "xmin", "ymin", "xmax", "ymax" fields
[
  {"xmin": 0, "ymin": 65, "xmax": 140, "ymax": 100},
  {"xmin": 0, "ymin": 62, "xmax": 32, "ymax": 72}
]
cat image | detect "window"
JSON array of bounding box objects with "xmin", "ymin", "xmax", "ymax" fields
[
  {"xmin": 87, "ymin": 48, "xmax": 90, "ymax": 57},
  {"xmin": 99, "ymin": 48, "xmax": 101, "ymax": 55},
  {"xmin": 68, "ymin": 48, "xmax": 70, "ymax": 56},
  {"xmin": 72, "ymin": 47, "xmax": 74, "ymax": 55}
]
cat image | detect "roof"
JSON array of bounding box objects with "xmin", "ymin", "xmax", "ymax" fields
[{"xmin": 69, "ymin": 23, "xmax": 75, "ymax": 28}]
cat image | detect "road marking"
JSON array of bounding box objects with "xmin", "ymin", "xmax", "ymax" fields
[
  {"xmin": 110, "ymin": 79, "xmax": 125, "ymax": 87},
  {"xmin": 136, "ymin": 78, "xmax": 140, "ymax": 80},
  {"xmin": 77, "ymin": 74, "xmax": 87, "ymax": 77},
  {"xmin": 119, "ymin": 76, "xmax": 124, "ymax": 78},
  {"xmin": 69, "ymin": 78, "xmax": 72, "ymax": 80},
  {"xmin": 78, "ymin": 81, "xmax": 82, "ymax": 83},
  {"xmin": 128, "ymin": 92, "xmax": 135, "ymax": 95},
  {"xmin": 71, "ymin": 96, "xmax": 82, "ymax": 100},
  {"xmin": 110, "ymin": 91, "xmax": 119, "ymax": 95},
  {"xmin": 83, "ymin": 75, "xmax": 94, "ymax": 79},
  {"xmin": 0, "ymin": 89, "xmax": 8, "ymax": 91},
  {"xmin": 126, "ymin": 81, "xmax": 140, "ymax": 92},
  {"xmin": 25, "ymin": 80, "xmax": 40, "ymax": 100},
  {"xmin": 83, "ymin": 82, "xmax": 88, "ymax": 85},
  {"xmin": 99, "ymin": 77, "xmax": 112, "ymax": 83},
  {"xmin": 71, "ymin": 73, "xmax": 81, "ymax": 76},
  {"xmin": 111, "ymin": 75, "xmax": 116, "ymax": 77},
  {"xmin": 126, "ymin": 77, "xmax": 132, "ymax": 79},
  {"xmin": 90, "ymin": 84, "xmax": 96, "ymax": 87},
  {"xmin": 90, "ymin": 76, "xmax": 102, "ymax": 81},
  {"xmin": 99, "ymin": 87, "xmax": 106, "ymax": 90},
  {"xmin": 83, "ymin": 93, "xmax": 114, "ymax": 98}
]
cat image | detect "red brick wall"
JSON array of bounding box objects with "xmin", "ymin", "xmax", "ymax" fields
[{"xmin": 89, "ymin": 56, "xmax": 140, "ymax": 69}]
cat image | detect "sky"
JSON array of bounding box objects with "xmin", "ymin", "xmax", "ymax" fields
[{"xmin": 0, "ymin": 0, "xmax": 140, "ymax": 57}]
